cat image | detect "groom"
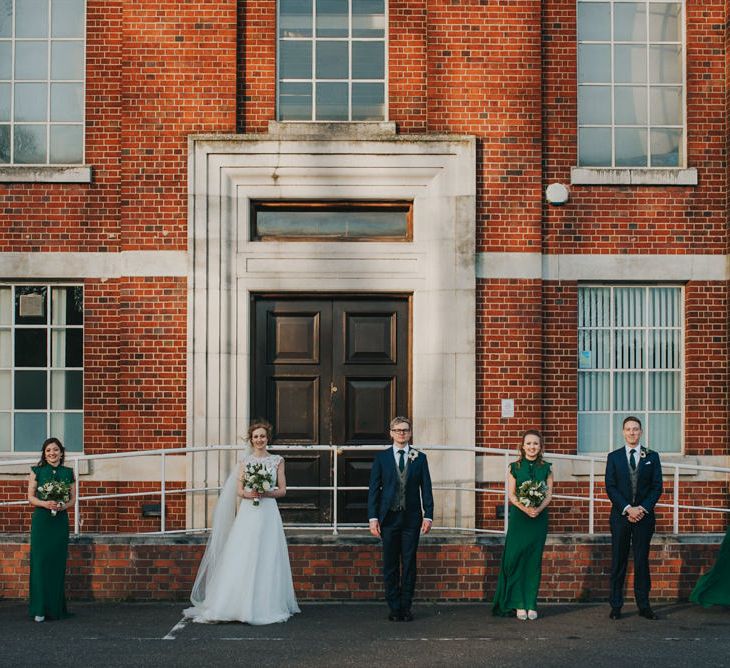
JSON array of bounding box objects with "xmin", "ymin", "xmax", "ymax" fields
[
  {"xmin": 368, "ymin": 416, "xmax": 434, "ymax": 622},
  {"xmin": 605, "ymin": 415, "xmax": 663, "ymax": 620}
]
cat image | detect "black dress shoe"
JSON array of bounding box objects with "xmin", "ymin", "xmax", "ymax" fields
[
  {"xmin": 609, "ymin": 607, "xmax": 622, "ymax": 620},
  {"xmin": 388, "ymin": 611, "xmax": 401, "ymax": 621},
  {"xmin": 401, "ymin": 610, "xmax": 414, "ymax": 622},
  {"xmin": 638, "ymin": 607, "xmax": 658, "ymax": 620}
]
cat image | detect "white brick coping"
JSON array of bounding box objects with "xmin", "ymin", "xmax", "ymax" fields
[{"xmin": 477, "ymin": 253, "xmax": 727, "ymax": 281}]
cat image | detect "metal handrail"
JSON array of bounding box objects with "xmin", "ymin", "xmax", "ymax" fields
[{"xmin": 1, "ymin": 445, "xmax": 728, "ymax": 536}]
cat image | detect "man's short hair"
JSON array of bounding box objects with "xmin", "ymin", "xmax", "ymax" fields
[
  {"xmin": 389, "ymin": 416, "xmax": 412, "ymax": 431},
  {"xmin": 622, "ymin": 415, "xmax": 642, "ymax": 429}
]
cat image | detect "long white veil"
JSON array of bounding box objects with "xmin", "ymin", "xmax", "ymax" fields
[{"xmin": 189, "ymin": 445, "xmax": 251, "ymax": 608}]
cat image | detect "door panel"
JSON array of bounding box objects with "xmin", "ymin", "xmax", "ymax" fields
[
  {"xmin": 269, "ymin": 377, "xmax": 319, "ymax": 442},
  {"xmin": 333, "ymin": 299, "xmax": 409, "ymax": 522},
  {"xmin": 252, "ymin": 295, "xmax": 409, "ymax": 524}
]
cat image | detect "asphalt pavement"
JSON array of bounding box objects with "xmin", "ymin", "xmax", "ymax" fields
[{"xmin": 1, "ymin": 600, "xmax": 728, "ymax": 667}]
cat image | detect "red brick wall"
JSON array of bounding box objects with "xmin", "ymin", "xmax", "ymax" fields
[
  {"xmin": 120, "ymin": 1, "xmax": 237, "ymax": 249},
  {"xmin": 118, "ymin": 277, "xmax": 187, "ymax": 452},
  {"xmin": 0, "ymin": 536, "xmax": 724, "ymax": 603},
  {"xmin": 0, "ymin": 481, "xmax": 186, "ymax": 533},
  {"xmin": 476, "ymin": 279, "xmax": 544, "ymax": 447},
  {"xmin": 685, "ymin": 283, "xmax": 730, "ymax": 454}
]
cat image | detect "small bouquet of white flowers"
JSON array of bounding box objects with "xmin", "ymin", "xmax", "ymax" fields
[
  {"xmin": 37, "ymin": 480, "xmax": 71, "ymax": 516},
  {"xmin": 517, "ymin": 479, "xmax": 548, "ymax": 508},
  {"xmin": 243, "ymin": 462, "xmax": 274, "ymax": 507}
]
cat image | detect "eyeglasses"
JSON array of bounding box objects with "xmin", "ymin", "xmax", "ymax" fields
[{"xmin": 391, "ymin": 428, "xmax": 411, "ymax": 434}]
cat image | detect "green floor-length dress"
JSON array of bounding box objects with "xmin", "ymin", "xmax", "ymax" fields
[
  {"xmin": 493, "ymin": 459, "xmax": 551, "ymax": 616},
  {"xmin": 690, "ymin": 523, "xmax": 730, "ymax": 607},
  {"xmin": 29, "ymin": 464, "xmax": 75, "ymax": 620}
]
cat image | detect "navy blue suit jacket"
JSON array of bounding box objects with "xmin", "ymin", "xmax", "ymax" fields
[
  {"xmin": 367, "ymin": 447, "xmax": 434, "ymax": 526},
  {"xmin": 605, "ymin": 446, "xmax": 663, "ymax": 518}
]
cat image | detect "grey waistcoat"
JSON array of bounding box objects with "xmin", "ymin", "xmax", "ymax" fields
[{"xmin": 390, "ymin": 459, "xmax": 409, "ymax": 512}]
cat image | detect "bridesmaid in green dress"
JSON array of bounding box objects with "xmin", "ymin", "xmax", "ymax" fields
[
  {"xmin": 689, "ymin": 523, "xmax": 730, "ymax": 608},
  {"xmin": 27, "ymin": 437, "xmax": 76, "ymax": 622},
  {"xmin": 493, "ymin": 429, "xmax": 553, "ymax": 620}
]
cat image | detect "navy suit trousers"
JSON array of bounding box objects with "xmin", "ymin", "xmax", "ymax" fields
[{"xmin": 381, "ymin": 510, "xmax": 421, "ymax": 614}]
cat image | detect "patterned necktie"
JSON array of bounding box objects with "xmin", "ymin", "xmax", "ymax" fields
[
  {"xmin": 398, "ymin": 449, "xmax": 405, "ymax": 473},
  {"xmin": 629, "ymin": 449, "xmax": 637, "ymax": 471}
]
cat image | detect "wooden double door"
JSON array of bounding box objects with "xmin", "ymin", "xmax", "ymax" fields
[{"xmin": 252, "ymin": 295, "xmax": 410, "ymax": 524}]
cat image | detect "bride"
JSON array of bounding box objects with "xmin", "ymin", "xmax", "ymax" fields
[{"xmin": 183, "ymin": 420, "xmax": 300, "ymax": 624}]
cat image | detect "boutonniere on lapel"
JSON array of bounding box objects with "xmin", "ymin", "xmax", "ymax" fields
[
  {"xmin": 640, "ymin": 446, "xmax": 649, "ymax": 460},
  {"xmin": 407, "ymin": 449, "xmax": 420, "ymax": 463}
]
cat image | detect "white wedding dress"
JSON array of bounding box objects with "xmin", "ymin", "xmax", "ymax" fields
[{"xmin": 183, "ymin": 453, "xmax": 300, "ymax": 624}]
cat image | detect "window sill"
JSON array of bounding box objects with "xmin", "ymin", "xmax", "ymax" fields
[
  {"xmin": 571, "ymin": 167, "xmax": 697, "ymax": 186},
  {"xmin": 0, "ymin": 165, "xmax": 93, "ymax": 183},
  {"xmin": 267, "ymin": 120, "xmax": 397, "ymax": 139}
]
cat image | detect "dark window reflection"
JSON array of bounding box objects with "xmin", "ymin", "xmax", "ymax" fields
[
  {"xmin": 15, "ymin": 329, "xmax": 47, "ymax": 367},
  {"xmin": 15, "ymin": 370, "xmax": 47, "ymax": 409},
  {"xmin": 52, "ymin": 286, "xmax": 83, "ymax": 325},
  {"xmin": 52, "ymin": 329, "xmax": 82, "ymax": 367}
]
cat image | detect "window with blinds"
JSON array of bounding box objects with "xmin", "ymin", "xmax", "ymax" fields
[{"xmin": 577, "ymin": 285, "xmax": 682, "ymax": 453}]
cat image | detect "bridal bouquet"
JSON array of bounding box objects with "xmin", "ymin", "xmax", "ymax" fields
[
  {"xmin": 37, "ymin": 480, "xmax": 71, "ymax": 516},
  {"xmin": 243, "ymin": 462, "xmax": 274, "ymax": 507},
  {"xmin": 517, "ymin": 479, "xmax": 548, "ymax": 508}
]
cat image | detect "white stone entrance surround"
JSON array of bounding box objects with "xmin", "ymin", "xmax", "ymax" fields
[{"xmin": 188, "ymin": 130, "xmax": 477, "ymax": 528}]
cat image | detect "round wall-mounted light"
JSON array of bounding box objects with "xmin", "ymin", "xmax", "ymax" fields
[{"xmin": 545, "ymin": 182, "xmax": 570, "ymax": 206}]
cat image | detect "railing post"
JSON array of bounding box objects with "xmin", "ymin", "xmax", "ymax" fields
[
  {"xmin": 332, "ymin": 446, "xmax": 338, "ymax": 536},
  {"xmin": 73, "ymin": 458, "xmax": 80, "ymax": 535},
  {"xmin": 588, "ymin": 458, "xmax": 595, "ymax": 535},
  {"xmin": 673, "ymin": 464, "xmax": 679, "ymax": 535},
  {"xmin": 503, "ymin": 451, "xmax": 509, "ymax": 535},
  {"xmin": 161, "ymin": 452, "xmax": 166, "ymax": 534}
]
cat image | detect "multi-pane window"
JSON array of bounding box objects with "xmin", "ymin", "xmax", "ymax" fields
[
  {"xmin": 278, "ymin": 0, "xmax": 386, "ymax": 121},
  {"xmin": 577, "ymin": 1, "xmax": 684, "ymax": 168},
  {"xmin": 0, "ymin": 0, "xmax": 86, "ymax": 165},
  {"xmin": 577, "ymin": 286, "xmax": 682, "ymax": 453},
  {"xmin": 0, "ymin": 285, "xmax": 83, "ymax": 453}
]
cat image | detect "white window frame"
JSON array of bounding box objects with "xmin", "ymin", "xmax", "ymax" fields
[
  {"xmin": 276, "ymin": 0, "xmax": 389, "ymax": 122},
  {"xmin": 577, "ymin": 283, "xmax": 684, "ymax": 454},
  {"xmin": 574, "ymin": 0, "xmax": 691, "ymax": 184},
  {"xmin": 0, "ymin": 283, "xmax": 84, "ymax": 454},
  {"xmin": 0, "ymin": 0, "xmax": 90, "ymax": 182}
]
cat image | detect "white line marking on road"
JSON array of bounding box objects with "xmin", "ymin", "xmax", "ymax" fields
[
  {"xmin": 390, "ymin": 638, "xmax": 495, "ymax": 642},
  {"xmin": 163, "ymin": 617, "xmax": 189, "ymax": 640},
  {"xmin": 220, "ymin": 637, "xmax": 285, "ymax": 641}
]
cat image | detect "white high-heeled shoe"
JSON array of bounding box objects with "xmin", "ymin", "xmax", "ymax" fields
[
  {"xmin": 516, "ymin": 609, "xmax": 528, "ymax": 620},
  {"xmin": 34, "ymin": 616, "xmax": 45, "ymax": 622},
  {"xmin": 527, "ymin": 610, "xmax": 538, "ymax": 620}
]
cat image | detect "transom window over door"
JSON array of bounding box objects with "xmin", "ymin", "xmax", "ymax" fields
[
  {"xmin": 577, "ymin": 1, "xmax": 685, "ymax": 168},
  {"xmin": 251, "ymin": 201, "xmax": 411, "ymax": 240},
  {"xmin": 0, "ymin": 0, "xmax": 86, "ymax": 165},
  {"xmin": 277, "ymin": 0, "xmax": 387, "ymax": 121},
  {"xmin": 577, "ymin": 285, "xmax": 682, "ymax": 453}
]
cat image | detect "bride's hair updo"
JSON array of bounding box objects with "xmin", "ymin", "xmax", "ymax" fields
[{"xmin": 247, "ymin": 419, "xmax": 273, "ymax": 443}]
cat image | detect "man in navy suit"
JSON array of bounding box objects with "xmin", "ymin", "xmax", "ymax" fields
[
  {"xmin": 368, "ymin": 416, "xmax": 434, "ymax": 621},
  {"xmin": 605, "ymin": 415, "xmax": 663, "ymax": 620}
]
